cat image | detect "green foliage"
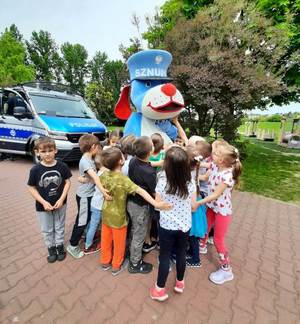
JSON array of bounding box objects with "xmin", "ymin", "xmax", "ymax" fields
[
  {"xmin": 119, "ymin": 37, "xmax": 143, "ymax": 61},
  {"xmin": 164, "ymin": 0, "xmax": 284, "ymax": 141},
  {"xmin": 61, "ymin": 42, "xmax": 88, "ymax": 95},
  {"xmin": 0, "ymin": 31, "xmax": 35, "ymax": 86},
  {"xmin": 85, "ymin": 82, "xmax": 116, "ymax": 124},
  {"xmin": 26, "ymin": 30, "xmax": 62, "ymax": 81}
]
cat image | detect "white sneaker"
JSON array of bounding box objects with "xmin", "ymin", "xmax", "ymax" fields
[
  {"xmin": 199, "ymin": 243, "xmax": 207, "ymax": 254},
  {"xmin": 207, "ymin": 237, "xmax": 214, "ymax": 245},
  {"xmin": 209, "ymin": 267, "xmax": 234, "ymax": 285},
  {"xmin": 67, "ymin": 244, "xmax": 84, "ymax": 259}
]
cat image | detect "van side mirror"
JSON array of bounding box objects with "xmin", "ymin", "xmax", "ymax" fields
[{"xmin": 13, "ymin": 106, "xmax": 27, "ymax": 118}]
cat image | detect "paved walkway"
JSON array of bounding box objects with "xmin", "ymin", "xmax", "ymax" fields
[{"xmin": 1, "ymin": 158, "xmax": 300, "ymax": 324}]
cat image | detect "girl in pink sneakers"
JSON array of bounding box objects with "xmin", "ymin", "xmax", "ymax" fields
[
  {"xmin": 197, "ymin": 142, "xmax": 242, "ymax": 285},
  {"xmin": 150, "ymin": 147, "xmax": 197, "ymax": 301}
]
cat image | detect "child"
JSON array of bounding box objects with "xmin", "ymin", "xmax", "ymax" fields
[
  {"xmin": 83, "ymin": 152, "xmax": 106, "ymax": 254},
  {"xmin": 120, "ymin": 134, "xmax": 136, "ymax": 176},
  {"xmin": 103, "ymin": 129, "xmax": 121, "ymax": 150},
  {"xmin": 150, "ymin": 147, "xmax": 197, "ymax": 302},
  {"xmin": 197, "ymin": 142, "xmax": 242, "ymax": 285},
  {"xmin": 99, "ymin": 147, "xmax": 171, "ymax": 276},
  {"xmin": 27, "ymin": 137, "xmax": 72, "ymax": 263},
  {"xmin": 185, "ymin": 146, "xmax": 208, "ymax": 267},
  {"xmin": 127, "ymin": 137, "xmax": 157, "ymax": 274},
  {"xmin": 67, "ymin": 134, "xmax": 111, "ymax": 259}
]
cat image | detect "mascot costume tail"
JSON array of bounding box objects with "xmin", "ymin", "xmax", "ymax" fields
[{"xmin": 114, "ymin": 50, "xmax": 185, "ymax": 143}]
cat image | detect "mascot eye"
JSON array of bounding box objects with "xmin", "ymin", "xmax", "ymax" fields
[{"xmin": 145, "ymin": 81, "xmax": 151, "ymax": 88}]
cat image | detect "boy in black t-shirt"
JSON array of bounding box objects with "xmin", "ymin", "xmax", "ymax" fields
[
  {"xmin": 27, "ymin": 137, "xmax": 72, "ymax": 263},
  {"xmin": 127, "ymin": 136, "xmax": 156, "ymax": 274}
]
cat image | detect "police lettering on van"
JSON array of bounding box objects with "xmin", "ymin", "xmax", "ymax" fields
[{"xmin": 0, "ymin": 82, "xmax": 107, "ymax": 162}]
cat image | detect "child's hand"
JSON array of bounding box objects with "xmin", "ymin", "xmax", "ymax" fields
[
  {"xmin": 53, "ymin": 198, "xmax": 64, "ymax": 209},
  {"xmin": 102, "ymin": 189, "xmax": 112, "ymax": 201},
  {"xmin": 42, "ymin": 201, "xmax": 54, "ymax": 211},
  {"xmin": 155, "ymin": 201, "xmax": 173, "ymax": 211},
  {"xmin": 78, "ymin": 176, "xmax": 89, "ymax": 183}
]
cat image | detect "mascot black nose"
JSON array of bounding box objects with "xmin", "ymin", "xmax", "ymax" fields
[{"xmin": 161, "ymin": 83, "xmax": 176, "ymax": 97}]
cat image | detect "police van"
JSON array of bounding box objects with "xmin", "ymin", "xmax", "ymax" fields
[{"xmin": 0, "ymin": 81, "xmax": 107, "ymax": 162}]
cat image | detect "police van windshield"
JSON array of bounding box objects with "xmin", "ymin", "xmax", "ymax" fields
[{"xmin": 30, "ymin": 94, "xmax": 95, "ymax": 118}]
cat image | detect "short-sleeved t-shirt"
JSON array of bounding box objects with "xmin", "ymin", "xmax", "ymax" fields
[
  {"xmin": 128, "ymin": 157, "xmax": 156, "ymax": 206},
  {"xmin": 100, "ymin": 171, "xmax": 138, "ymax": 228},
  {"xmin": 156, "ymin": 172, "xmax": 196, "ymax": 232},
  {"xmin": 27, "ymin": 161, "xmax": 72, "ymax": 211},
  {"xmin": 149, "ymin": 151, "xmax": 165, "ymax": 171},
  {"xmin": 76, "ymin": 155, "xmax": 97, "ymax": 198},
  {"xmin": 207, "ymin": 162, "xmax": 234, "ymax": 216}
]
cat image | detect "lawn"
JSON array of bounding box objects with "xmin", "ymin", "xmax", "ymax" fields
[{"xmin": 240, "ymin": 138, "xmax": 300, "ymax": 204}]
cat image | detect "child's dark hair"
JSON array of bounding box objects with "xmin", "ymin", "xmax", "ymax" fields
[
  {"xmin": 185, "ymin": 146, "xmax": 201, "ymax": 195},
  {"xmin": 109, "ymin": 129, "xmax": 121, "ymax": 140},
  {"xmin": 133, "ymin": 136, "xmax": 153, "ymax": 159},
  {"xmin": 164, "ymin": 146, "xmax": 191, "ymax": 199},
  {"xmin": 220, "ymin": 144, "xmax": 243, "ymax": 186},
  {"xmin": 151, "ymin": 133, "xmax": 164, "ymax": 154},
  {"xmin": 94, "ymin": 152, "xmax": 102, "ymax": 170},
  {"xmin": 34, "ymin": 137, "xmax": 56, "ymax": 151},
  {"xmin": 79, "ymin": 134, "xmax": 100, "ymax": 153},
  {"xmin": 120, "ymin": 135, "xmax": 136, "ymax": 157},
  {"xmin": 101, "ymin": 147, "xmax": 123, "ymax": 170}
]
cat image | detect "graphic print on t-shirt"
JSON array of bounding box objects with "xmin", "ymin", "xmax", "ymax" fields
[{"xmin": 38, "ymin": 170, "xmax": 62, "ymax": 197}]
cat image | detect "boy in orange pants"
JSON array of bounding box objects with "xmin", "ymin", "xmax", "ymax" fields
[{"xmin": 99, "ymin": 147, "xmax": 171, "ymax": 276}]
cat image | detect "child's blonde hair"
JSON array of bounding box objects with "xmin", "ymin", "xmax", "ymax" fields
[
  {"xmin": 188, "ymin": 135, "xmax": 205, "ymax": 147},
  {"xmin": 219, "ymin": 144, "xmax": 243, "ymax": 185}
]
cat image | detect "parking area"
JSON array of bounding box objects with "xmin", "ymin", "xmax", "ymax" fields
[{"xmin": 1, "ymin": 157, "xmax": 300, "ymax": 324}]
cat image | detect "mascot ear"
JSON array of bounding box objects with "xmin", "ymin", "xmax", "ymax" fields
[{"xmin": 114, "ymin": 84, "xmax": 132, "ymax": 120}]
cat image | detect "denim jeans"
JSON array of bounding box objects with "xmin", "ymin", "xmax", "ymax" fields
[
  {"xmin": 85, "ymin": 207, "xmax": 102, "ymax": 249},
  {"xmin": 188, "ymin": 236, "xmax": 200, "ymax": 263},
  {"xmin": 157, "ymin": 227, "xmax": 189, "ymax": 288}
]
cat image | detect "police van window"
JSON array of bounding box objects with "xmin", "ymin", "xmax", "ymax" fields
[
  {"xmin": 30, "ymin": 94, "xmax": 95, "ymax": 118},
  {"xmin": 2, "ymin": 91, "xmax": 26, "ymax": 116}
]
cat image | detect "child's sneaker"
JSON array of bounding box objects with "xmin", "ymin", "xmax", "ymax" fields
[
  {"xmin": 186, "ymin": 258, "xmax": 202, "ymax": 268},
  {"xmin": 174, "ymin": 279, "xmax": 185, "ymax": 293},
  {"xmin": 56, "ymin": 244, "xmax": 66, "ymax": 261},
  {"xmin": 112, "ymin": 259, "xmax": 129, "ymax": 276},
  {"xmin": 209, "ymin": 266, "xmax": 234, "ymax": 285},
  {"xmin": 128, "ymin": 260, "xmax": 153, "ymax": 274},
  {"xmin": 150, "ymin": 286, "xmax": 169, "ymax": 301},
  {"xmin": 207, "ymin": 236, "xmax": 214, "ymax": 245},
  {"xmin": 47, "ymin": 246, "xmax": 57, "ymax": 263},
  {"xmin": 101, "ymin": 263, "xmax": 112, "ymax": 271},
  {"xmin": 66, "ymin": 244, "xmax": 84, "ymax": 259},
  {"xmin": 84, "ymin": 242, "xmax": 101, "ymax": 255},
  {"xmin": 199, "ymin": 242, "xmax": 208, "ymax": 254},
  {"xmin": 142, "ymin": 241, "xmax": 157, "ymax": 253}
]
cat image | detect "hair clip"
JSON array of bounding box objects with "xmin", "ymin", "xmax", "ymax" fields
[
  {"xmin": 194, "ymin": 155, "xmax": 203, "ymax": 162},
  {"xmin": 235, "ymin": 158, "xmax": 239, "ymax": 162}
]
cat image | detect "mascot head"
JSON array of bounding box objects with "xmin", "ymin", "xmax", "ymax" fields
[{"xmin": 115, "ymin": 50, "xmax": 184, "ymax": 121}]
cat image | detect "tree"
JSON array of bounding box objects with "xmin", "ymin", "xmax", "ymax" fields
[
  {"xmin": 88, "ymin": 51, "xmax": 108, "ymax": 82},
  {"xmin": 0, "ymin": 31, "xmax": 35, "ymax": 86},
  {"xmin": 164, "ymin": 0, "xmax": 285, "ymax": 141},
  {"xmin": 26, "ymin": 30, "xmax": 62, "ymax": 81},
  {"xmin": 61, "ymin": 43, "xmax": 88, "ymax": 95},
  {"xmin": 85, "ymin": 82, "xmax": 115, "ymax": 124},
  {"xmin": 119, "ymin": 37, "xmax": 143, "ymax": 61},
  {"xmin": 5, "ymin": 24, "xmax": 23, "ymax": 42}
]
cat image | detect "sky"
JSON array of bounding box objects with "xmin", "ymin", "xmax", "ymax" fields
[{"xmin": 0, "ymin": 0, "xmax": 165, "ymax": 60}]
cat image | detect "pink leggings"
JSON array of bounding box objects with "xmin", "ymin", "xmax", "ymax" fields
[{"xmin": 201, "ymin": 208, "xmax": 231, "ymax": 265}]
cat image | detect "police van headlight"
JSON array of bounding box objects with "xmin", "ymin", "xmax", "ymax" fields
[{"xmin": 48, "ymin": 131, "xmax": 68, "ymax": 140}]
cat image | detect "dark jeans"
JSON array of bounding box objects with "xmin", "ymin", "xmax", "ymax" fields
[
  {"xmin": 70, "ymin": 195, "xmax": 92, "ymax": 246},
  {"xmin": 188, "ymin": 236, "xmax": 200, "ymax": 263},
  {"xmin": 157, "ymin": 227, "xmax": 189, "ymax": 288}
]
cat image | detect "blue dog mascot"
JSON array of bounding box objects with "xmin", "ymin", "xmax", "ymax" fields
[{"xmin": 114, "ymin": 50, "xmax": 185, "ymax": 144}]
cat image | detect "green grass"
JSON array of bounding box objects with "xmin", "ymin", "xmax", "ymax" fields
[
  {"xmin": 239, "ymin": 121, "xmax": 294, "ymax": 141},
  {"xmin": 240, "ymin": 138, "xmax": 300, "ymax": 204}
]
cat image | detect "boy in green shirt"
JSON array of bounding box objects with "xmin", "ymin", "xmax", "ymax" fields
[{"xmin": 99, "ymin": 147, "xmax": 171, "ymax": 276}]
